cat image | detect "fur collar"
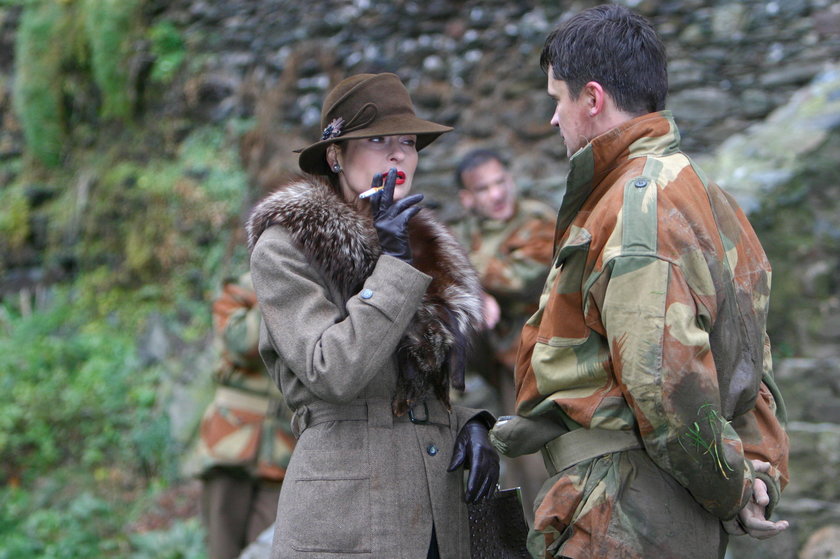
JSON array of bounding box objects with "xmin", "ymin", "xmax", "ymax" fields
[{"xmin": 247, "ymin": 175, "xmax": 483, "ymax": 413}]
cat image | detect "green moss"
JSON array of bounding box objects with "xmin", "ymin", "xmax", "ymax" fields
[
  {"xmin": 12, "ymin": 1, "xmax": 68, "ymax": 166},
  {"xmin": 148, "ymin": 19, "xmax": 186, "ymax": 84},
  {"xmin": 46, "ymin": 124, "xmax": 251, "ymax": 314},
  {"xmin": 12, "ymin": 0, "xmax": 147, "ymax": 167},
  {"xmin": 0, "ymin": 185, "xmax": 31, "ymax": 250},
  {"xmin": 81, "ymin": 0, "xmax": 143, "ymax": 119}
]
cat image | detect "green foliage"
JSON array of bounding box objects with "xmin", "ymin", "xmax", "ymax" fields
[
  {"xmin": 0, "ymin": 290, "xmax": 166, "ymax": 481},
  {"xmin": 0, "ymin": 285, "xmax": 205, "ymax": 559},
  {"xmin": 12, "ymin": 1, "xmax": 67, "ymax": 166},
  {"xmin": 13, "ymin": 0, "xmax": 148, "ymax": 165},
  {"xmin": 0, "ymin": 487, "xmax": 122, "ymax": 559},
  {"xmin": 69, "ymin": 124, "xmax": 250, "ymax": 304},
  {"xmin": 4, "ymin": 12, "xmax": 252, "ymax": 549},
  {"xmin": 0, "ymin": 184, "xmax": 31, "ymax": 251},
  {"xmin": 149, "ymin": 20, "xmax": 187, "ymax": 85},
  {"xmin": 0, "ymin": 478, "xmax": 206, "ymax": 559},
  {"xmin": 678, "ymin": 404, "xmax": 735, "ymax": 479},
  {"xmin": 129, "ymin": 518, "xmax": 207, "ymax": 559},
  {"xmin": 82, "ymin": 0, "xmax": 143, "ymax": 119}
]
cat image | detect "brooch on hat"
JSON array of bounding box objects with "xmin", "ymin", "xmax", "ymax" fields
[{"xmin": 321, "ymin": 117, "xmax": 345, "ymax": 140}]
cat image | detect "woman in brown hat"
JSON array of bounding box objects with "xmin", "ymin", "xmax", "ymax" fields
[{"xmin": 247, "ymin": 73, "xmax": 499, "ymax": 558}]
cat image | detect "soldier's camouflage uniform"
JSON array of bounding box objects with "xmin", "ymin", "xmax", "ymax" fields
[
  {"xmin": 198, "ymin": 274, "xmax": 295, "ymax": 481},
  {"xmin": 453, "ymin": 199, "xmax": 556, "ymax": 377},
  {"xmin": 195, "ymin": 274, "xmax": 295, "ymax": 559},
  {"xmin": 492, "ymin": 111, "xmax": 790, "ymax": 559}
]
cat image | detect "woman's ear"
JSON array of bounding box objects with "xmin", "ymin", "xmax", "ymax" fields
[{"xmin": 326, "ymin": 144, "xmax": 339, "ymax": 168}]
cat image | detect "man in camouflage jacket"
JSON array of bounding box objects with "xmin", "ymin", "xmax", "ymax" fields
[
  {"xmin": 453, "ymin": 149, "xmax": 556, "ymax": 380},
  {"xmin": 195, "ymin": 273, "xmax": 295, "ymax": 559},
  {"xmin": 490, "ymin": 6, "xmax": 790, "ymax": 558}
]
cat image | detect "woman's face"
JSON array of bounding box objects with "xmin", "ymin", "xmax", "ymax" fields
[{"xmin": 331, "ymin": 135, "xmax": 419, "ymax": 205}]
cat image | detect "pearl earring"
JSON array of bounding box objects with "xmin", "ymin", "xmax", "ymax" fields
[{"xmin": 332, "ymin": 163, "xmax": 342, "ymax": 173}]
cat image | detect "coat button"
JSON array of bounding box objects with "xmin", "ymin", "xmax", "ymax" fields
[
  {"xmin": 360, "ymin": 288, "xmax": 373, "ymax": 299},
  {"xmin": 633, "ymin": 178, "xmax": 649, "ymax": 188},
  {"xmin": 427, "ymin": 444, "xmax": 438, "ymax": 456}
]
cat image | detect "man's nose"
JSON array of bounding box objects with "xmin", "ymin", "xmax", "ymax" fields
[{"xmin": 490, "ymin": 183, "xmax": 505, "ymax": 200}]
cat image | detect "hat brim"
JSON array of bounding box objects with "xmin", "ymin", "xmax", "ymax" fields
[{"xmin": 297, "ymin": 115, "xmax": 453, "ymax": 176}]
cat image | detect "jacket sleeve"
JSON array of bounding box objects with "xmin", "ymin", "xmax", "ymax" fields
[
  {"xmin": 452, "ymin": 406, "xmax": 495, "ymax": 432},
  {"xmin": 598, "ymin": 254, "xmax": 754, "ymax": 520},
  {"xmin": 731, "ymin": 332, "xmax": 790, "ymax": 515},
  {"xmin": 250, "ymin": 225, "xmax": 431, "ymax": 403},
  {"xmin": 221, "ymin": 297, "xmax": 264, "ymax": 372}
]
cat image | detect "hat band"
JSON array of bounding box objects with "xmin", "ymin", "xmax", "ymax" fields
[{"xmin": 320, "ymin": 103, "xmax": 378, "ymax": 141}]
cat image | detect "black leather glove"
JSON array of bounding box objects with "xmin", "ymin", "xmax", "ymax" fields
[
  {"xmin": 369, "ymin": 168, "xmax": 423, "ymax": 264},
  {"xmin": 447, "ymin": 418, "xmax": 500, "ymax": 503}
]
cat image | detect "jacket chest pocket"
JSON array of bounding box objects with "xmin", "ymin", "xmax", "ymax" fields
[{"xmin": 537, "ymin": 232, "xmax": 592, "ymax": 346}]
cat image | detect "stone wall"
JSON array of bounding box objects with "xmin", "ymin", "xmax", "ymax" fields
[
  {"xmin": 3, "ymin": 0, "xmax": 840, "ymax": 204},
  {"xmin": 149, "ymin": 0, "xmax": 840, "ymax": 210},
  {"xmin": 707, "ymin": 66, "xmax": 840, "ymax": 559}
]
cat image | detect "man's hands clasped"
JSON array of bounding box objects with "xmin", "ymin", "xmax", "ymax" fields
[{"xmin": 723, "ymin": 459, "xmax": 789, "ymax": 539}]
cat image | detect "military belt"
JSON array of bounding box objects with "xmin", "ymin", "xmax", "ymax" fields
[
  {"xmin": 542, "ymin": 427, "xmax": 644, "ymax": 476},
  {"xmin": 291, "ymin": 398, "xmax": 451, "ymax": 437}
]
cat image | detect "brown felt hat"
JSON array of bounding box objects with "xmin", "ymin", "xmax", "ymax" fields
[{"xmin": 296, "ymin": 73, "xmax": 453, "ymax": 176}]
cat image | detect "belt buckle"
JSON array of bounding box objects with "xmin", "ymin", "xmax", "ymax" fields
[
  {"xmin": 291, "ymin": 405, "xmax": 310, "ymax": 437},
  {"xmin": 408, "ymin": 401, "xmax": 429, "ymax": 424}
]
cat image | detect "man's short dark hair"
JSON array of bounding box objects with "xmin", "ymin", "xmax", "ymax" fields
[
  {"xmin": 455, "ymin": 149, "xmax": 506, "ymax": 189},
  {"xmin": 540, "ymin": 4, "xmax": 667, "ymax": 115}
]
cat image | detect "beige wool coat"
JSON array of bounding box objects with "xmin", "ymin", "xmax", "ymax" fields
[{"xmin": 247, "ymin": 177, "xmax": 488, "ymax": 559}]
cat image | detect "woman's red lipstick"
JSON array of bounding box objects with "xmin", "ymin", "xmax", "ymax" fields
[{"xmin": 359, "ymin": 170, "xmax": 407, "ymax": 198}]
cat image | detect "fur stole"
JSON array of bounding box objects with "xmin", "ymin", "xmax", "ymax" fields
[{"xmin": 246, "ymin": 175, "xmax": 483, "ymax": 414}]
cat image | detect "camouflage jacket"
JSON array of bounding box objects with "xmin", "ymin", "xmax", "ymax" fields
[
  {"xmin": 453, "ymin": 199, "xmax": 556, "ymax": 366},
  {"xmin": 508, "ymin": 112, "xmax": 789, "ymax": 554},
  {"xmin": 195, "ymin": 274, "xmax": 294, "ymax": 481}
]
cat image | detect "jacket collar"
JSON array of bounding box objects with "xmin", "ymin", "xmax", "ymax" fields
[{"xmin": 554, "ymin": 111, "xmax": 681, "ymax": 245}]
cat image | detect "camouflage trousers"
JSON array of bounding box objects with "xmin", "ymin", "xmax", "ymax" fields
[{"xmin": 531, "ymin": 449, "xmax": 728, "ymax": 559}]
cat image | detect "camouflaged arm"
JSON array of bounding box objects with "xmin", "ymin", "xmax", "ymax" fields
[{"xmin": 489, "ymin": 414, "xmax": 567, "ymax": 457}]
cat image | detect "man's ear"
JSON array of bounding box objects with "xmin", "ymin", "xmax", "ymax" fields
[
  {"xmin": 583, "ymin": 81, "xmax": 606, "ymax": 116},
  {"xmin": 459, "ymin": 189, "xmax": 474, "ymax": 210}
]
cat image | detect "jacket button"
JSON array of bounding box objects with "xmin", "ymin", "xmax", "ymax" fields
[
  {"xmin": 360, "ymin": 288, "xmax": 374, "ymax": 299},
  {"xmin": 427, "ymin": 444, "xmax": 438, "ymax": 456},
  {"xmin": 633, "ymin": 178, "xmax": 649, "ymax": 188}
]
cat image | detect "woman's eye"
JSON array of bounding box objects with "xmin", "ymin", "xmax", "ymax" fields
[
  {"xmin": 402, "ymin": 137, "xmax": 417, "ymax": 146},
  {"xmin": 369, "ymin": 136, "xmax": 384, "ymax": 143}
]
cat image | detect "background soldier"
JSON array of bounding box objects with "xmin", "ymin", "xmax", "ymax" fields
[
  {"xmin": 451, "ymin": 148, "xmax": 556, "ymax": 522},
  {"xmin": 194, "ymin": 273, "xmax": 294, "ymax": 559}
]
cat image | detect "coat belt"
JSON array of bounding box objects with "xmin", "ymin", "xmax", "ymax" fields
[
  {"xmin": 291, "ymin": 398, "xmax": 451, "ymax": 437},
  {"xmin": 542, "ymin": 427, "xmax": 644, "ymax": 476}
]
